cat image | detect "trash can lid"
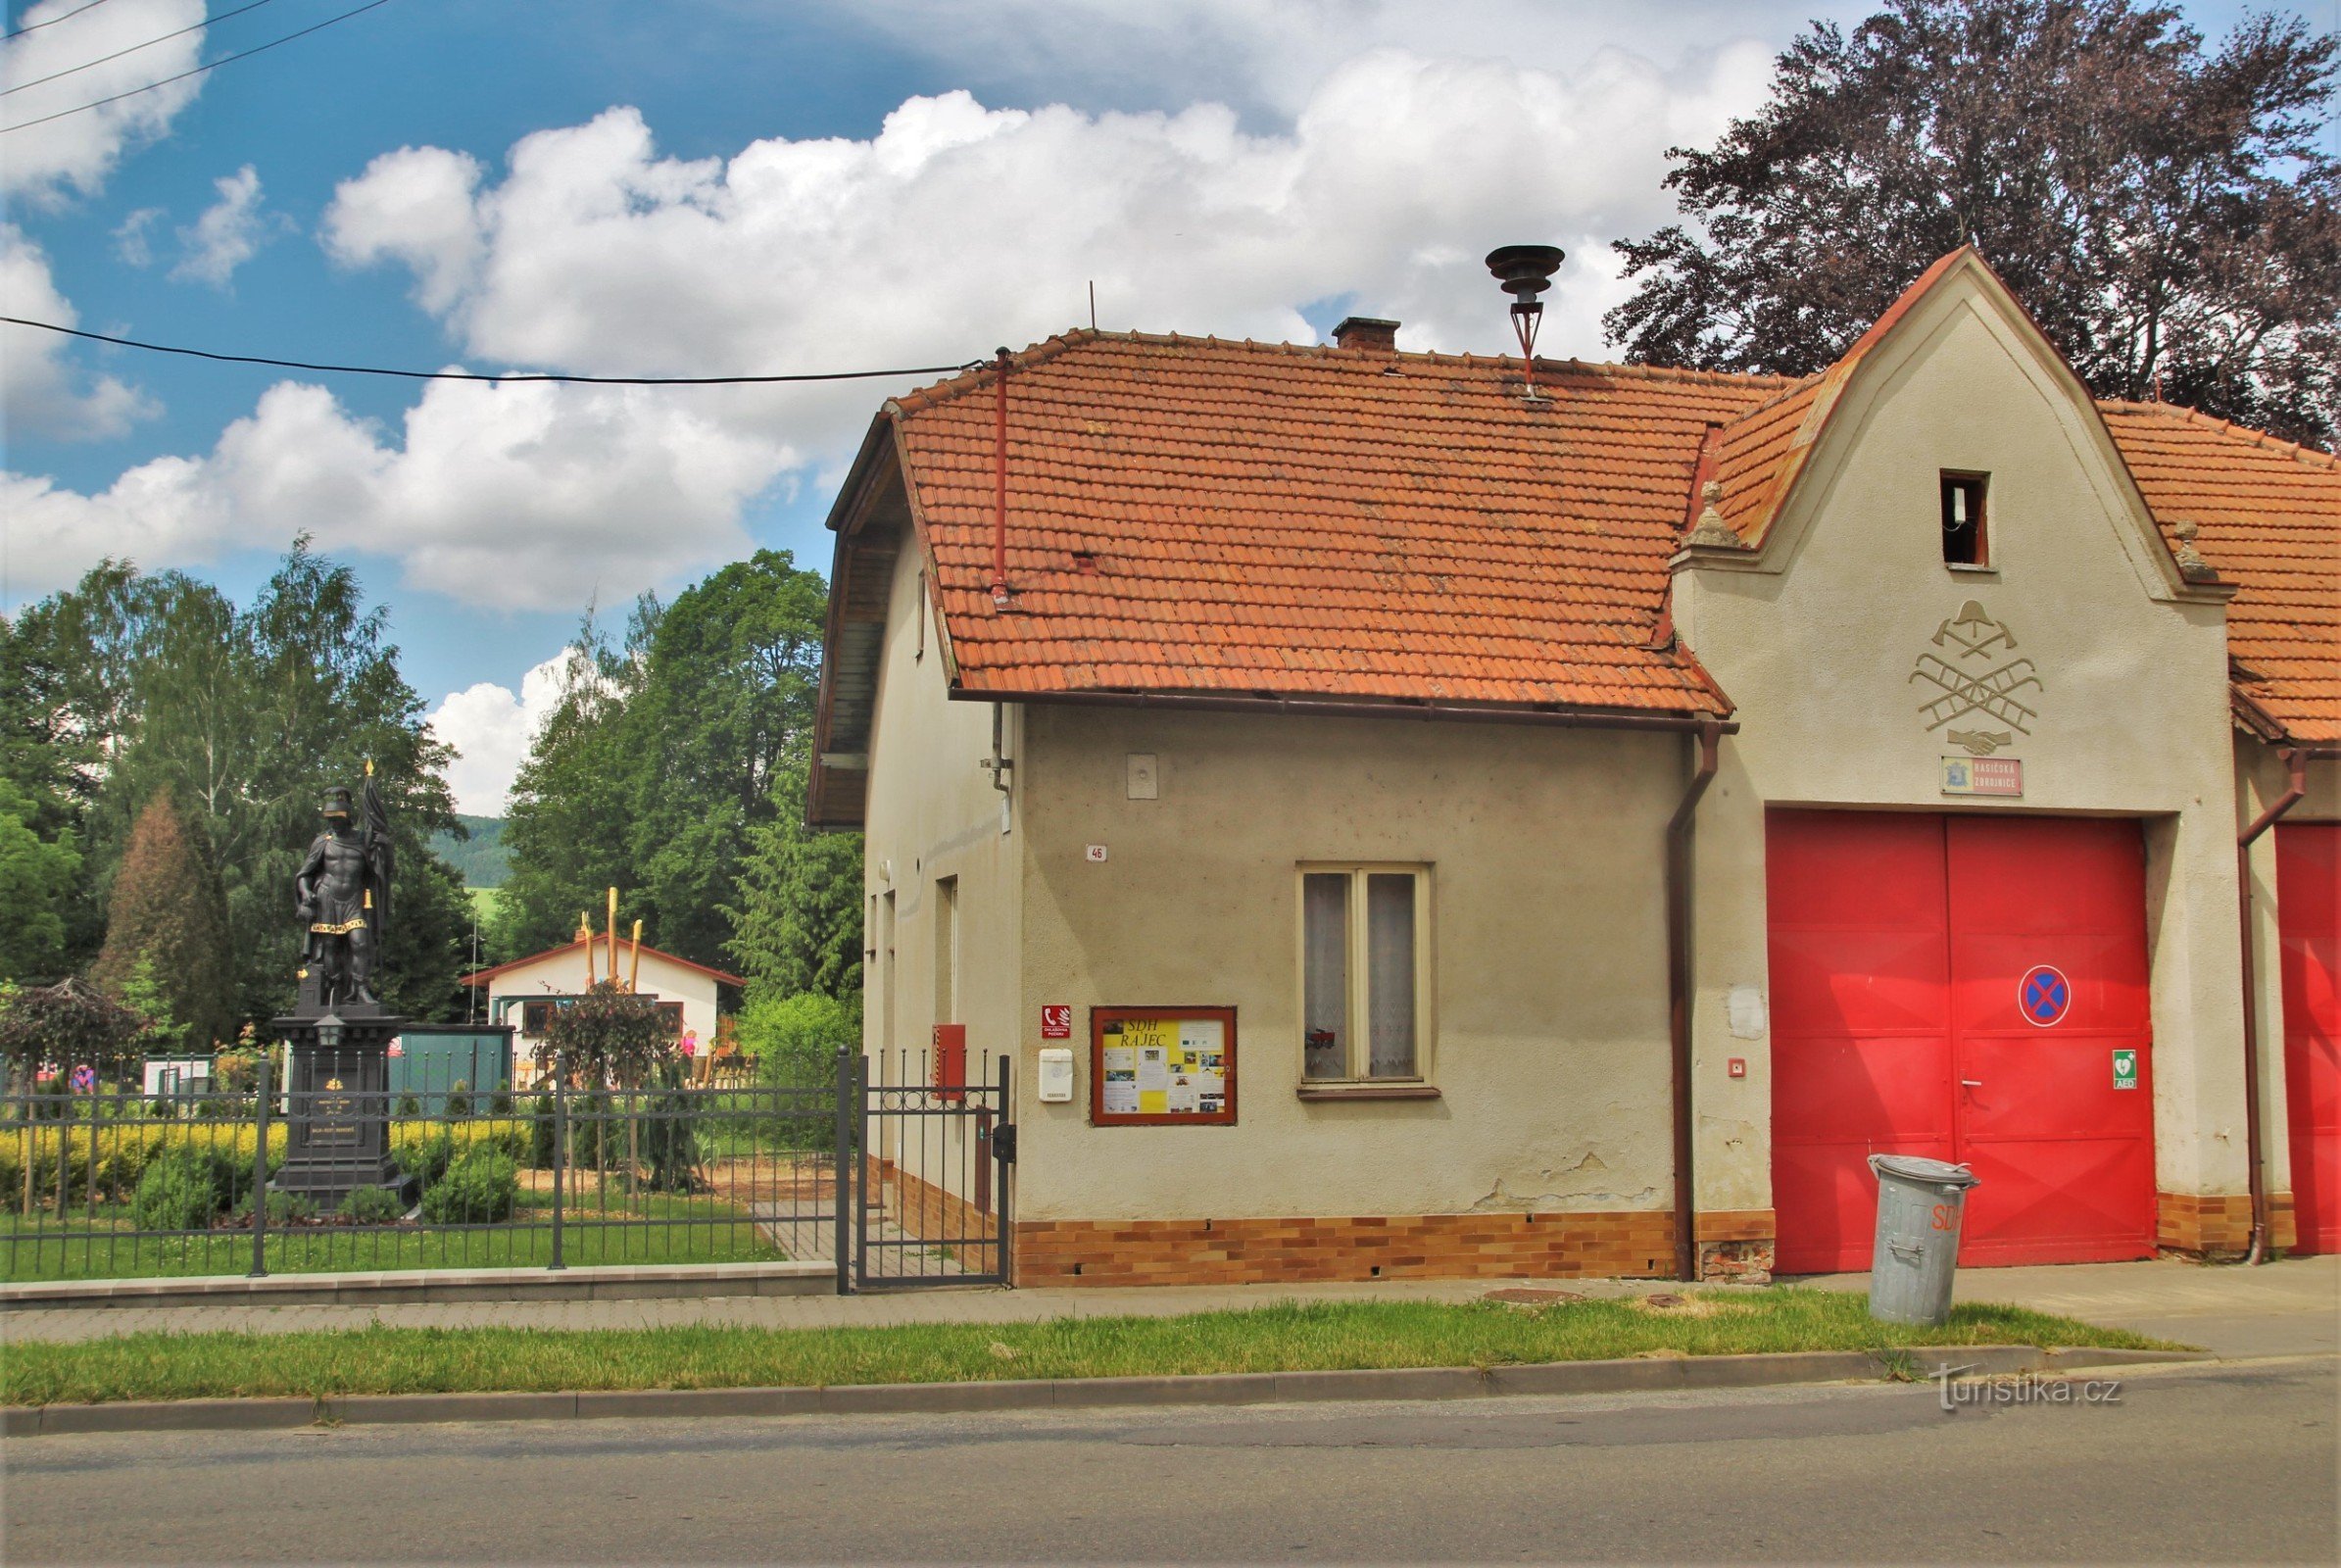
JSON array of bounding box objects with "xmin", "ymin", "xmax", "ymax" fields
[{"xmin": 1868, "ymin": 1153, "xmax": 1981, "ymax": 1189}]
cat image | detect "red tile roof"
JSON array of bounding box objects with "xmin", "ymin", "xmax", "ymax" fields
[
  {"xmin": 889, "ymin": 335, "xmax": 1789, "ymax": 717},
  {"xmin": 460, "ymin": 937, "xmax": 745, "ymax": 990},
  {"xmin": 857, "ymin": 248, "xmax": 2334, "ymax": 744},
  {"xmin": 2099, "ymin": 402, "xmax": 2341, "ymax": 743}
]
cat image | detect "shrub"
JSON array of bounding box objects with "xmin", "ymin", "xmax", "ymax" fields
[
  {"xmin": 394, "ymin": 1093, "xmax": 422, "ymax": 1119},
  {"xmin": 487, "ymin": 1090, "xmax": 514, "ymax": 1117},
  {"xmin": 397, "ymin": 1128, "xmax": 456, "ymax": 1187},
  {"xmin": 634, "ymin": 1065, "xmax": 705, "ymax": 1193},
  {"xmin": 339, "ymin": 1185, "xmax": 407, "ymax": 1224},
  {"xmin": 741, "ymin": 992, "xmax": 857, "ymax": 1089},
  {"xmin": 743, "ymin": 991, "xmax": 857, "ymax": 1151},
  {"xmin": 419, "ymin": 1147, "xmax": 517, "ymax": 1224},
  {"xmin": 444, "ymin": 1078, "xmax": 472, "ymax": 1119},
  {"xmin": 131, "ymin": 1149, "xmax": 227, "ymax": 1232},
  {"xmin": 527, "ymin": 1094, "xmax": 556, "ymax": 1168}
]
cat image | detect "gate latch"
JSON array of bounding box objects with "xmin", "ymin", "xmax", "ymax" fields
[{"xmin": 991, "ymin": 1124, "xmax": 1018, "ymax": 1164}]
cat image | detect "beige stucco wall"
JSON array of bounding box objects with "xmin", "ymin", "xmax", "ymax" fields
[
  {"xmin": 1673, "ymin": 276, "xmax": 2245, "ymax": 1209},
  {"xmin": 856, "ymin": 503, "xmax": 1024, "ymax": 1185},
  {"xmin": 1011, "ymin": 704, "xmax": 1690, "ymax": 1223},
  {"xmin": 2238, "ymin": 743, "xmax": 2341, "ymax": 1200}
]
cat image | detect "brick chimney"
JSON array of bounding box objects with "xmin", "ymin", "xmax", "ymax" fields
[{"xmin": 1332, "ymin": 316, "xmax": 1399, "ymax": 354}]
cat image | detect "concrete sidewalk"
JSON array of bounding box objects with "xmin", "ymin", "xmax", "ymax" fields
[
  {"xmin": 3, "ymin": 1253, "xmax": 2331, "ymax": 1349},
  {"xmin": 1793, "ymin": 1252, "xmax": 2339, "ymax": 1357}
]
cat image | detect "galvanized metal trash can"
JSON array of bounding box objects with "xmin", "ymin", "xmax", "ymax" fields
[{"xmin": 1867, "ymin": 1153, "xmax": 1981, "ymax": 1326}]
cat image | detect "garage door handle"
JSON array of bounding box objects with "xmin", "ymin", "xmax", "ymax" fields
[{"xmin": 1961, "ymin": 1079, "xmax": 1983, "ymax": 1088}]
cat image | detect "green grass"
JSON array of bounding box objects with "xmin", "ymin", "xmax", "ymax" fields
[
  {"xmin": 0, "ymin": 1292, "xmax": 2183, "ymax": 1407},
  {"xmin": 0, "ymin": 1196, "xmax": 784, "ymax": 1283},
  {"xmin": 465, "ymin": 886, "xmax": 504, "ymax": 924}
]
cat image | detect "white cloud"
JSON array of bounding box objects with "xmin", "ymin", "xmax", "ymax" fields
[
  {"xmin": 425, "ymin": 654, "xmax": 570, "ymax": 815},
  {"xmin": 3, "ymin": 375, "xmax": 791, "ymax": 604},
  {"xmin": 317, "ymin": 144, "xmax": 485, "ymax": 313},
  {"xmin": 322, "ymin": 42, "xmax": 1774, "ymax": 460},
  {"xmin": 0, "ymin": 224, "xmax": 158, "ymax": 439},
  {"xmin": 807, "ymin": 0, "xmax": 1814, "ymax": 123},
  {"xmin": 24, "ymin": 32, "xmax": 1783, "ymax": 608},
  {"xmin": 171, "ymin": 165, "xmax": 276, "ymax": 286},
  {"xmin": 1, "ymin": 0, "xmax": 209, "ymax": 204},
  {"xmin": 114, "ymin": 206, "xmax": 164, "ymax": 266}
]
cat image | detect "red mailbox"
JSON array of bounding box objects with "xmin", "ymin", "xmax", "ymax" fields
[{"xmin": 933, "ymin": 1023, "xmax": 966, "ymax": 1102}]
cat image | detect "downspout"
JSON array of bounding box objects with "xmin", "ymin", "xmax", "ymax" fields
[
  {"xmin": 2236, "ymin": 746, "xmax": 2307, "ymax": 1264},
  {"xmin": 1668, "ymin": 717, "xmax": 1724, "ymax": 1282}
]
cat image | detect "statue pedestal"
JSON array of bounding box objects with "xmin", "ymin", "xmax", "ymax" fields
[{"xmin": 271, "ymin": 1007, "xmax": 406, "ymax": 1211}]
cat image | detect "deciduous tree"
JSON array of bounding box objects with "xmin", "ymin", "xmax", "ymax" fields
[{"xmin": 1606, "ymin": 0, "xmax": 2340, "ymax": 448}]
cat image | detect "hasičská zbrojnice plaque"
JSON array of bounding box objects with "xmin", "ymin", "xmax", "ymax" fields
[{"xmin": 270, "ymin": 764, "xmax": 410, "ymax": 1209}]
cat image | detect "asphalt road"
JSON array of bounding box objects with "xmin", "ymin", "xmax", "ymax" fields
[{"xmin": 4, "ymin": 1358, "xmax": 2332, "ymax": 1564}]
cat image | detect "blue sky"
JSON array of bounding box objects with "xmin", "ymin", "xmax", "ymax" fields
[{"xmin": 3, "ymin": 0, "xmax": 2318, "ymax": 810}]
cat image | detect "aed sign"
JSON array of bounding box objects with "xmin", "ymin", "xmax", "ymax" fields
[
  {"xmin": 2018, "ymin": 963, "xmax": 2072, "ymax": 1027},
  {"xmin": 2112, "ymin": 1049, "xmax": 2138, "ymax": 1091},
  {"xmin": 1040, "ymin": 1004, "xmax": 1072, "ymax": 1040},
  {"xmin": 1943, "ymin": 757, "xmax": 2024, "ymax": 797}
]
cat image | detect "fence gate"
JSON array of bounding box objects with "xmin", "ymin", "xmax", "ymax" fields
[{"xmin": 845, "ymin": 1052, "xmax": 1014, "ymax": 1290}]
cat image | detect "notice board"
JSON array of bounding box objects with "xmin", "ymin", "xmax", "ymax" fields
[{"xmin": 1091, "ymin": 1006, "xmax": 1237, "ymax": 1126}]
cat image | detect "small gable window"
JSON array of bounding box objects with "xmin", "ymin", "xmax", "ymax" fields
[{"xmin": 1941, "ymin": 473, "xmax": 1989, "ymax": 566}]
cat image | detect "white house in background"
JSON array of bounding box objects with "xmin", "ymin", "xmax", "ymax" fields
[{"xmin": 459, "ymin": 939, "xmax": 744, "ymax": 1087}]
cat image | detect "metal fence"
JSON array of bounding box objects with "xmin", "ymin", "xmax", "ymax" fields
[
  {"xmin": 0, "ymin": 1051, "xmax": 851, "ymax": 1286},
  {"xmin": 855, "ymin": 1053, "xmax": 1014, "ymax": 1289}
]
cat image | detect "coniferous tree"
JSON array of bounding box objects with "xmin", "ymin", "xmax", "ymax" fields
[
  {"xmin": 91, "ymin": 794, "xmax": 236, "ymax": 1054},
  {"xmin": 724, "ymin": 752, "xmax": 862, "ymax": 1001}
]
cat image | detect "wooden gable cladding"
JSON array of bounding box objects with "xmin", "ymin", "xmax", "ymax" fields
[{"xmin": 808, "ymin": 428, "xmax": 914, "ymax": 830}]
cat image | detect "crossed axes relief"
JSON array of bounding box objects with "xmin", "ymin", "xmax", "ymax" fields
[{"xmin": 1913, "ymin": 601, "xmax": 2043, "ymax": 736}]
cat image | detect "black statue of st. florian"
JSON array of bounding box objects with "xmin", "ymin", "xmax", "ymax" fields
[
  {"xmin": 276, "ymin": 764, "xmax": 405, "ymax": 1206},
  {"xmin": 295, "ymin": 767, "xmax": 393, "ymax": 1007}
]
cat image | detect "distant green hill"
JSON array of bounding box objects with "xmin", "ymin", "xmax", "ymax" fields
[{"xmin": 431, "ymin": 814, "xmax": 511, "ymax": 888}]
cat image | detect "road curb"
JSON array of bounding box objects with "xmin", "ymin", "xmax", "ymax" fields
[{"xmin": 0, "ymin": 1344, "xmax": 2211, "ymax": 1437}]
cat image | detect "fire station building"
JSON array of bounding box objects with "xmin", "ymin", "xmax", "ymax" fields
[{"xmin": 809, "ymin": 246, "xmax": 2339, "ymax": 1284}]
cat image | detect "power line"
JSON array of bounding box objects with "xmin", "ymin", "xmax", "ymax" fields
[
  {"xmin": 2, "ymin": 0, "xmax": 395, "ymax": 132},
  {"xmin": 5, "ymin": 0, "xmax": 118, "ymax": 43},
  {"xmin": 2, "ymin": 316, "xmax": 987, "ymax": 385},
  {"xmin": 4, "ymin": 0, "xmax": 280, "ymax": 99}
]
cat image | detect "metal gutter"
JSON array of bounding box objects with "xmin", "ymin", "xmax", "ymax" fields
[{"xmin": 948, "ymin": 687, "xmax": 1739, "ymax": 736}]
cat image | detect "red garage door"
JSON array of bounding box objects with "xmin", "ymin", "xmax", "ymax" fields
[
  {"xmin": 1769, "ymin": 811, "xmax": 2156, "ymax": 1272},
  {"xmin": 2277, "ymin": 824, "xmax": 2340, "ymax": 1253}
]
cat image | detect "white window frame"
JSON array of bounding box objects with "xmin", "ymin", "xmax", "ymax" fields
[{"xmin": 1294, "ymin": 862, "xmax": 1435, "ymax": 1084}]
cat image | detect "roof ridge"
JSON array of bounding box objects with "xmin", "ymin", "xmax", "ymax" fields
[{"xmin": 893, "ymin": 323, "xmax": 1802, "ymax": 392}]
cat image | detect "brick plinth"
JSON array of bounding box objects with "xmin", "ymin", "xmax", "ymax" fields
[
  {"xmin": 1013, "ymin": 1211, "xmax": 1680, "ymax": 1287},
  {"xmin": 2156, "ymin": 1191, "xmax": 2292, "ymax": 1257},
  {"xmin": 1693, "ymin": 1209, "xmax": 1778, "ymax": 1284}
]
